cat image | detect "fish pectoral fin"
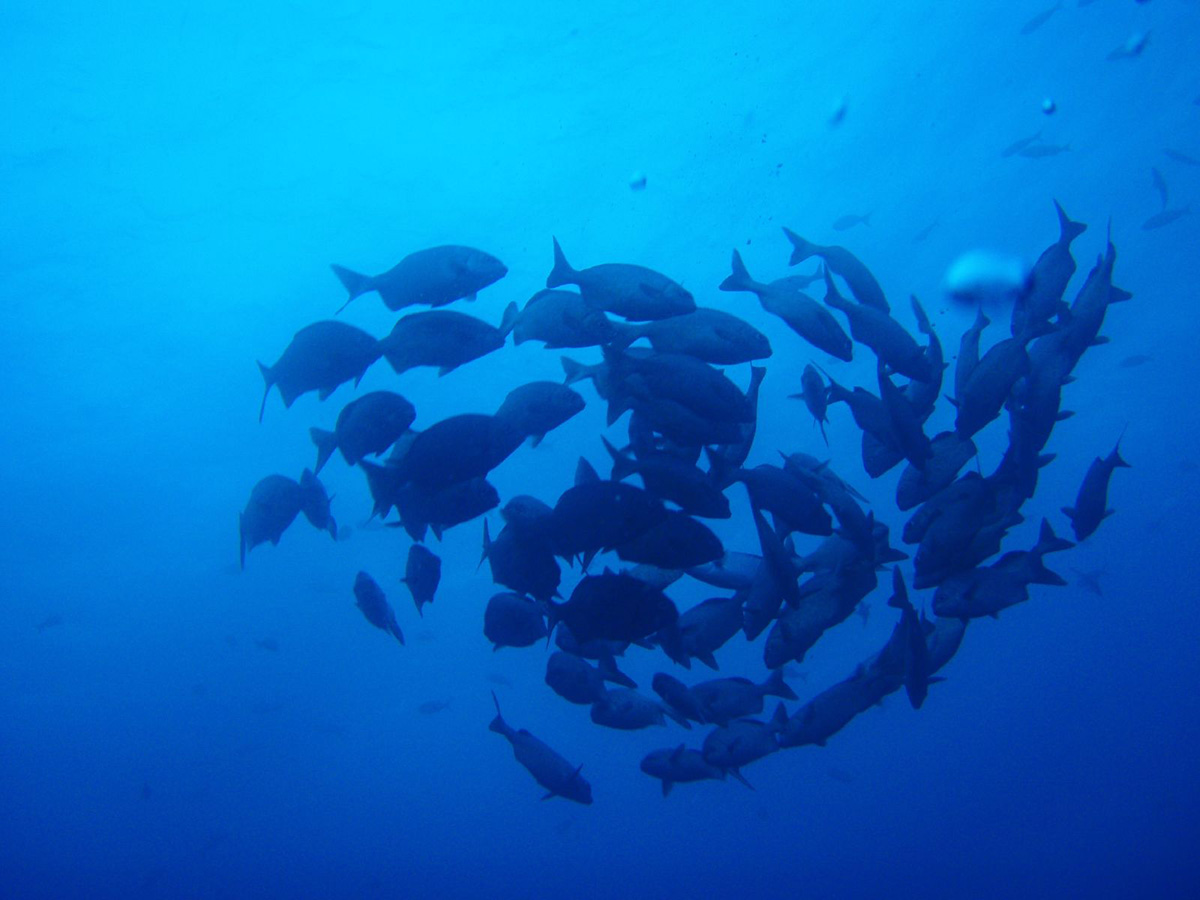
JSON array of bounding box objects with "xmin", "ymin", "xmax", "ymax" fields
[{"xmin": 540, "ymin": 791, "xmax": 558, "ymax": 801}]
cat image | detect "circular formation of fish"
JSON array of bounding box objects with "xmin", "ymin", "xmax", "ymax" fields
[{"xmin": 241, "ymin": 220, "xmax": 1130, "ymax": 802}]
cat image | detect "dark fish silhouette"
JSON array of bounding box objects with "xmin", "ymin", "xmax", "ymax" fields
[
  {"xmin": 782, "ymin": 228, "xmax": 889, "ymax": 312},
  {"xmin": 641, "ymin": 745, "xmax": 727, "ymax": 797},
  {"xmin": 403, "ymin": 544, "xmax": 441, "ymax": 616},
  {"xmin": 494, "ymin": 382, "xmax": 585, "ymax": 446},
  {"xmin": 330, "ymin": 245, "xmax": 506, "ymax": 312},
  {"xmin": 547, "ymin": 237, "xmax": 695, "ymax": 321},
  {"xmin": 821, "ymin": 268, "xmax": 931, "ymax": 381},
  {"xmin": 352, "ymin": 571, "xmax": 404, "ymax": 645},
  {"xmin": 1019, "ymin": 1, "xmax": 1061, "ymax": 36},
  {"xmin": 1063, "ymin": 438, "xmax": 1131, "ymax": 540},
  {"xmin": 379, "ymin": 304, "xmax": 518, "ymax": 375},
  {"xmin": 551, "ymin": 570, "xmax": 678, "ymax": 645},
  {"xmin": 309, "ymin": 391, "xmax": 415, "ymax": 473},
  {"xmin": 238, "ymin": 470, "xmax": 336, "ymax": 569},
  {"xmin": 720, "ymin": 250, "xmax": 853, "ymax": 360},
  {"xmin": 257, "ymin": 322, "xmax": 381, "ymax": 421},
  {"xmin": 511, "ymin": 289, "xmax": 617, "ymax": 348},
  {"xmin": 489, "ymin": 692, "xmax": 592, "ymax": 804},
  {"xmin": 484, "ymin": 593, "xmax": 548, "ymax": 650},
  {"xmin": 610, "ymin": 308, "xmax": 772, "ymax": 364}
]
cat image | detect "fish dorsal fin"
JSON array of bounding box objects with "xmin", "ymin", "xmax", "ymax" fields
[{"xmin": 575, "ymin": 457, "xmax": 600, "ymax": 485}]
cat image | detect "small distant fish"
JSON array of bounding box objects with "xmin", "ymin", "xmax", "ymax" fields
[
  {"xmin": 828, "ymin": 95, "xmax": 848, "ymax": 127},
  {"xmin": 254, "ymin": 638, "xmax": 279, "ymax": 652},
  {"xmin": 1020, "ymin": 2, "xmax": 1062, "ymax": 36},
  {"xmin": 1072, "ymin": 568, "xmax": 1105, "ymax": 597},
  {"xmin": 1142, "ymin": 206, "xmax": 1191, "ymax": 230},
  {"xmin": 418, "ymin": 700, "xmax": 451, "ymax": 715},
  {"xmin": 1164, "ymin": 148, "xmax": 1200, "ymax": 167},
  {"xmin": 35, "ymin": 614, "xmax": 62, "ymax": 633},
  {"xmin": 832, "ymin": 212, "xmax": 871, "ymax": 231},
  {"xmin": 629, "ymin": 172, "xmax": 647, "ymax": 191},
  {"xmin": 1001, "ymin": 129, "xmax": 1042, "ymax": 157},
  {"xmin": 1042, "ymin": 97, "xmax": 1056, "ymax": 115},
  {"xmin": 1151, "ymin": 167, "xmax": 1169, "ymax": 210},
  {"xmin": 1118, "ymin": 353, "xmax": 1152, "ymax": 368},
  {"xmin": 913, "ymin": 221, "xmax": 938, "ymax": 243},
  {"xmin": 1017, "ymin": 142, "xmax": 1071, "ymax": 159},
  {"xmin": 1107, "ymin": 31, "xmax": 1150, "ymax": 61}
]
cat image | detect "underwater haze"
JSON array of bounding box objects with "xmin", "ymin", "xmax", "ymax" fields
[{"xmin": 3, "ymin": 1, "xmax": 1199, "ymax": 898}]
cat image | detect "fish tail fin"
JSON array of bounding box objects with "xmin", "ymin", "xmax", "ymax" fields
[
  {"xmin": 488, "ymin": 691, "xmax": 512, "ymax": 737},
  {"xmin": 601, "ymin": 436, "xmax": 634, "ymax": 481},
  {"xmin": 782, "ymin": 227, "xmax": 817, "ymax": 266},
  {"xmin": 546, "ymin": 237, "xmax": 577, "ymax": 288},
  {"xmin": 605, "ymin": 321, "xmax": 640, "ymax": 352},
  {"xmin": 1035, "ymin": 518, "xmax": 1074, "ymax": 556},
  {"xmin": 1053, "ymin": 200, "xmax": 1087, "ymax": 243},
  {"xmin": 764, "ymin": 667, "xmax": 798, "ymax": 701},
  {"xmin": 479, "ymin": 519, "xmax": 492, "ymax": 570},
  {"xmin": 597, "ymin": 654, "xmax": 636, "ymax": 689},
  {"xmin": 728, "ymin": 768, "xmax": 754, "ymax": 790},
  {"xmin": 770, "ymin": 700, "xmax": 789, "ymax": 730},
  {"xmin": 256, "ymin": 361, "xmax": 273, "ymax": 423},
  {"xmin": 719, "ymin": 249, "xmax": 757, "ymax": 293},
  {"xmin": 309, "ymin": 427, "xmax": 338, "ymax": 474},
  {"xmin": 330, "ymin": 264, "xmax": 373, "ymax": 312},
  {"xmin": 498, "ymin": 301, "xmax": 519, "ymax": 338},
  {"xmin": 561, "ymin": 356, "xmax": 588, "ymax": 385},
  {"xmin": 887, "ymin": 566, "xmax": 910, "ymax": 609}
]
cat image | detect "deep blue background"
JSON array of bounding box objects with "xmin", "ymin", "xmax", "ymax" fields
[{"xmin": 2, "ymin": 2, "xmax": 1198, "ymax": 897}]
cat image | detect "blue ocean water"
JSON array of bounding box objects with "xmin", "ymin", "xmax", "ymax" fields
[{"xmin": 2, "ymin": 1, "xmax": 1198, "ymax": 897}]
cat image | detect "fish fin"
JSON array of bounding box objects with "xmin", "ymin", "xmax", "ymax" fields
[
  {"xmin": 661, "ymin": 779, "xmax": 674, "ymax": 798},
  {"xmin": 763, "ymin": 668, "xmax": 798, "ymax": 701},
  {"xmin": 309, "ymin": 427, "xmax": 338, "ymax": 474},
  {"xmin": 1061, "ymin": 506, "xmax": 1076, "ymax": 520},
  {"xmin": 546, "ymin": 237, "xmax": 577, "ymax": 288},
  {"xmin": 318, "ymin": 385, "xmax": 335, "ymax": 401},
  {"xmin": 479, "ymin": 519, "xmax": 492, "ymax": 569},
  {"xmin": 256, "ymin": 362, "xmax": 273, "ymax": 423},
  {"xmin": 719, "ymin": 249, "xmax": 756, "ymax": 293},
  {"xmin": 782, "ymin": 227, "xmax": 817, "ymax": 266},
  {"xmin": 498, "ymin": 301, "xmax": 519, "ymax": 338},
  {"xmin": 329, "ymin": 264, "xmax": 373, "ymax": 311},
  {"xmin": 728, "ymin": 768, "xmax": 754, "ymax": 790},
  {"xmin": 437, "ymin": 364, "xmax": 458, "ymax": 376},
  {"xmin": 1053, "ymin": 200, "xmax": 1087, "ymax": 243},
  {"xmin": 560, "ymin": 356, "xmax": 587, "ymax": 385},
  {"xmin": 575, "ymin": 457, "xmax": 600, "ymax": 485},
  {"xmin": 601, "ymin": 436, "xmax": 634, "ymax": 481},
  {"xmin": 1109, "ymin": 287, "xmax": 1133, "ymax": 304}
]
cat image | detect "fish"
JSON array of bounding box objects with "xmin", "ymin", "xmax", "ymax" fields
[
  {"xmin": 1141, "ymin": 206, "xmax": 1191, "ymax": 230},
  {"xmin": 547, "ymin": 237, "xmax": 695, "ymax": 321},
  {"xmin": 651, "ymin": 673, "xmax": 710, "ymax": 724},
  {"xmin": 730, "ymin": 465, "xmax": 832, "ymax": 536},
  {"xmin": 550, "ymin": 569, "xmax": 678, "ymax": 645},
  {"xmin": 690, "ymin": 671, "xmax": 797, "ymax": 726},
  {"xmin": 603, "ymin": 438, "xmax": 731, "ymax": 519},
  {"xmin": 1151, "ymin": 166, "xmax": 1169, "ymax": 210},
  {"xmin": 352, "ymin": 571, "xmax": 404, "ymax": 645},
  {"xmin": 402, "ymin": 544, "xmax": 441, "ymax": 616},
  {"xmin": 719, "ymin": 250, "xmax": 854, "ymax": 360},
  {"xmin": 614, "ymin": 510, "xmax": 725, "ymax": 570},
  {"xmin": 494, "ymin": 381, "xmax": 585, "ymax": 446},
  {"xmin": 35, "ymin": 614, "xmax": 63, "ymax": 633},
  {"xmin": 483, "ymin": 592, "xmax": 548, "ymax": 650},
  {"xmin": 257, "ymin": 321, "xmax": 381, "ymax": 421},
  {"xmin": 1163, "ymin": 148, "xmax": 1200, "ymax": 167},
  {"xmin": 1011, "ymin": 200, "xmax": 1086, "ymax": 337},
  {"xmin": 330, "ymin": 245, "xmax": 507, "ymax": 312},
  {"xmin": 640, "ymin": 745, "xmax": 727, "ymax": 797},
  {"xmin": 686, "ymin": 553, "xmax": 763, "ymax": 591},
  {"xmin": 701, "ymin": 702, "xmax": 788, "ymax": 776},
  {"xmin": 1118, "ymin": 353, "xmax": 1152, "ymax": 369},
  {"xmin": 1063, "ymin": 438, "xmax": 1131, "ymax": 541},
  {"xmin": 481, "ymin": 516, "xmax": 561, "ymax": 603},
  {"xmin": 832, "ymin": 212, "xmax": 872, "ymax": 231},
  {"xmin": 1001, "ymin": 129, "xmax": 1043, "ymax": 158},
  {"xmin": 793, "ymin": 363, "xmax": 830, "ymax": 444},
  {"xmin": 253, "ymin": 638, "xmax": 279, "ymax": 652},
  {"xmin": 1072, "ymin": 568, "xmax": 1105, "ymax": 597},
  {"xmin": 546, "ymin": 651, "xmax": 633, "ymax": 706},
  {"xmin": 379, "ymin": 304, "xmax": 518, "ymax": 375},
  {"xmin": 309, "ymin": 391, "xmax": 416, "ymax": 473},
  {"xmin": 238, "ymin": 470, "xmax": 336, "ymax": 569},
  {"xmin": 1107, "ymin": 30, "xmax": 1150, "ymax": 61},
  {"xmin": 822, "ymin": 269, "xmax": 931, "ymax": 380},
  {"xmin": 489, "ymin": 692, "xmax": 592, "ymax": 804},
  {"xmin": 782, "ymin": 228, "xmax": 889, "ymax": 312},
  {"xmin": 511, "ymin": 289, "xmax": 617, "ymax": 348},
  {"xmin": 418, "ymin": 700, "xmax": 451, "ymax": 715},
  {"xmin": 1019, "ymin": 2, "xmax": 1061, "ymax": 36},
  {"xmin": 591, "ymin": 688, "xmax": 688, "ymax": 730},
  {"xmin": 388, "ymin": 414, "xmax": 525, "ymax": 488},
  {"xmin": 609, "ymin": 308, "xmax": 772, "ymax": 364}
]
